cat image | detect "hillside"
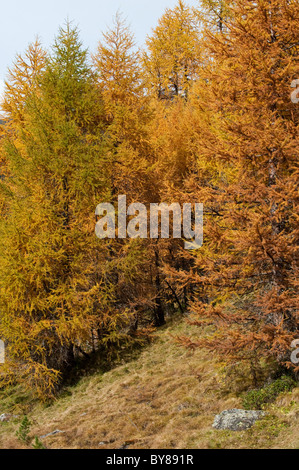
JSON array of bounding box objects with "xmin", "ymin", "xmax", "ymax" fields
[{"xmin": 0, "ymin": 316, "xmax": 298, "ymax": 450}]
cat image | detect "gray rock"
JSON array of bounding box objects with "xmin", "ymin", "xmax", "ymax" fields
[
  {"xmin": 0, "ymin": 413, "xmax": 18, "ymax": 422},
  {"xmin": 40, "ymin": 429, "xmax": 65, "ymax": 439},
  {"xmin": 213, "ymin": 409, "xmax": 266, "ymax": 431}
]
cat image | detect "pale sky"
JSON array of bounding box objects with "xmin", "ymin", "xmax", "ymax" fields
[{"xmin": 0, "ymin": 0, "xmax": 199, "ymax": 95}]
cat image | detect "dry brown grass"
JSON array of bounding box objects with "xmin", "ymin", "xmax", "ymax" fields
[{"xmin": 0, "ymin": 317, "xmax": 298, "ymax": 449}]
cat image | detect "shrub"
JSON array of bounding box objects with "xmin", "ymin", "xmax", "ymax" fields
[
  {"xmin": 32, "ymin": 436, "xmax": 46, "ymax": 449},
  {"xmin": 242, "ymin": 376, "xmax": 296, "ymax": 410},
  {"xmin": 16, "ymin": 416, "xmax": 32, "ymax": 443}
]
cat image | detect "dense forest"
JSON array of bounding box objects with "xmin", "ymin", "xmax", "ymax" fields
[{"xmin": 0, "ymin": 0, "xmax": 298, "ymax": 402}]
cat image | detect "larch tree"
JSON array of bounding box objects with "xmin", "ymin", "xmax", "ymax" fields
[
  {"xmin": 140, "ymin": 1, "xmax": 204, "ymax": 322},
  {"xmin": 0, "ymin": 23, "xmax": 137, "ymax": 398},
  {"xmin": 143, "ymin": 0, "xmax": 201, "ymax": 100},
  {"xmin": 175, "ymin": 0, "xmax": 299, "ymax": 378},
  {"xmin": 92, "ymin": 12, "xmax": 153, "ymax": 200},
  {"xmin": 93, "ymin": 14, "xmax": 168, "ymax": 327},
  {"xmin": 0, "ymin": 39, "xmax": 47, "ymax": 179},
  {"xmin": 2, "ymin": 39, "xmax": 47, "ymax": 127},
  {"xmin": 199, "ymin": 0, "xmax": 232, "ymax": 33}
]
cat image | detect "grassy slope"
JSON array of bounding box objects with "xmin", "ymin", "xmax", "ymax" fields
[{"xmin": 0, "ymin": 316, "xmax": 298, "ymax": 449}]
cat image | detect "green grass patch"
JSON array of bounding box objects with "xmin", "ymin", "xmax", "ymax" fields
[{"xmin": 242, "ymin": 375, "xmax": 296, "ymax": 410}]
